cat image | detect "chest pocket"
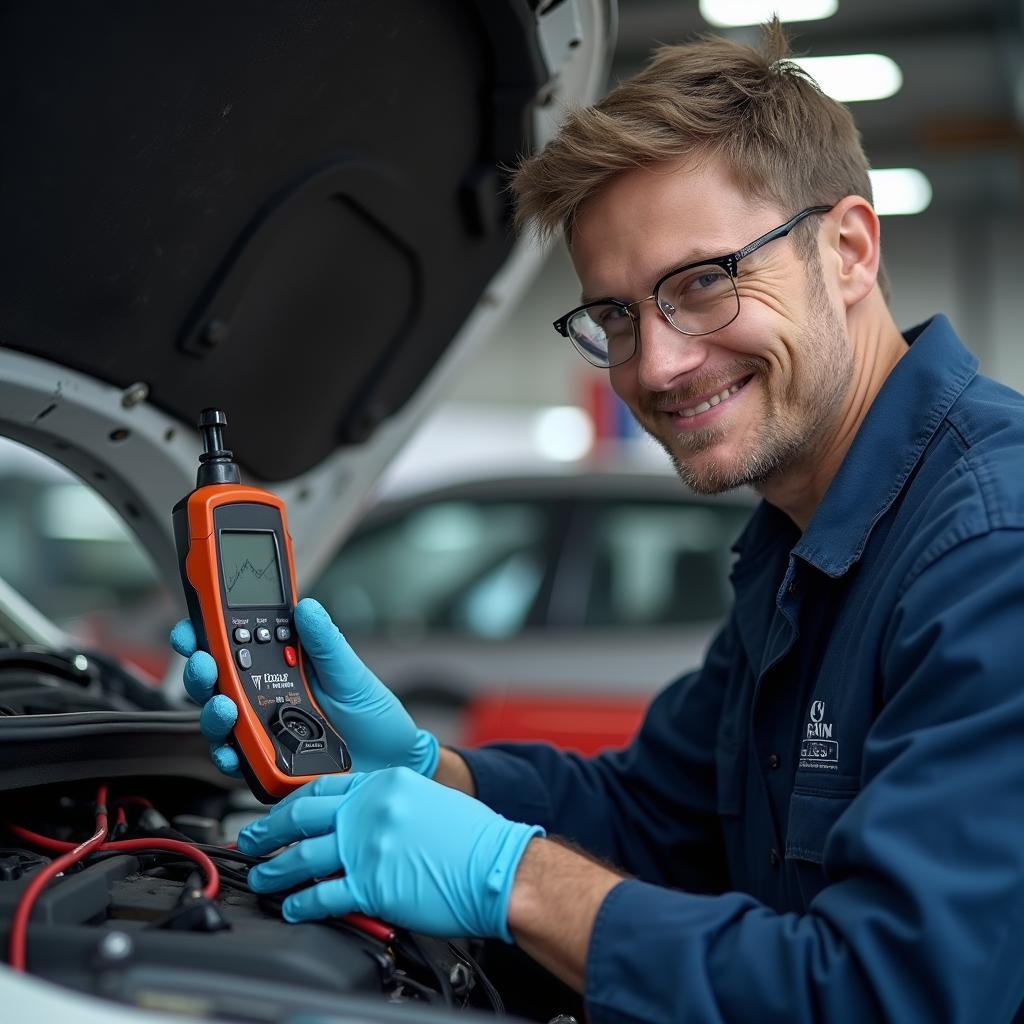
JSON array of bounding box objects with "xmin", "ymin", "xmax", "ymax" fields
[{"xmin": 785, "ymin": 778, "xmax": 858, "ymax": 908}]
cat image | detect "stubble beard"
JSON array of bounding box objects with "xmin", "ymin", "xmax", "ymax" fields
[{"xmin": 638, "ymin": 282, "xmax": 855, "ymax": 496}]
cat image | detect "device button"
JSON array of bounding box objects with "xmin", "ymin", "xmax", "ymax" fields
[
  {"xmin": 283, "ymin": 645, "xmax": 297, "ymax": 667},
  {"xmin": 236, "ymin": 648, "xmax": 252, "ymax": 670},
  {"xmin": 255, "ymin": 627, "xmax": 273, "ymax": 643},
  {"xmin": 233, "ymin": 627, "xmax": 252, "ymax": 644},
  {"xmin": 275, "ymin": 625, "xmax": 292, "ymax": 642}
]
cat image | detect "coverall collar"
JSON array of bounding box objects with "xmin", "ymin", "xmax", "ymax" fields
[{"xmin": 792, "ymin": 314, "xmax": 978, "ymax": 577}]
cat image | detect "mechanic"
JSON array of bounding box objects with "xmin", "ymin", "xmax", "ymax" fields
[{"xmin": 172, "ymin": 22, "xmax": 1024, "ymax": 1024}]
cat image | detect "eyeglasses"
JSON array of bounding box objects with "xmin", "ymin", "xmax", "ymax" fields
[{"xmin": 553, "ymin": 205, "xmax": 832, "ymax": 368}]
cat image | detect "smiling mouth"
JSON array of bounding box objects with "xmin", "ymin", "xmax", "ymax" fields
[{"xmin": 669, "ymin": 375, "xmax": 754, "ymax": 419}]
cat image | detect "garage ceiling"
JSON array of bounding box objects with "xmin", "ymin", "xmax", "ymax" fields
[{"xmin": 613, "ymin": 0, "xmax": 1024, "ymax": 213}]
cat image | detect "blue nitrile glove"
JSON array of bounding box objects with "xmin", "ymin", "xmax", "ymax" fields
[
  {"xmin": 238, "ymin": 768, "xmax": 544, "ymax": 940},
  {"xmin": 170, "ymin": 598, "xmax": 439, "ymax": 778}
]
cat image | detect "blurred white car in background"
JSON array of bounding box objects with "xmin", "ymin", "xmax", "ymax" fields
[{"xmin": 310, "ymin": 464, "xmax": 753, "ymax": 751}]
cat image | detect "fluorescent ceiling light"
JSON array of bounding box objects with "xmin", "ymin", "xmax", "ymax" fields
[
  {"xmin": 700, "ymin": 0, "xmax": 838, "ymax": 28},
  {"xmin": 869, "ymin": 168, "xmax": 933, "ymax": 216},
  {"xmin": 791, "ymin": 54, "xmax": 902, "ymax": 103}
]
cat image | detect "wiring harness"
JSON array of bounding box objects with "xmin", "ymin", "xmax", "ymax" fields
[
  {"xmin": 3, "ymin": 784, "xmax": 503, "ymax": 1013},
  {"xmin": 6, "ymin": 785, "xmax": 219, "ymax": 970}
]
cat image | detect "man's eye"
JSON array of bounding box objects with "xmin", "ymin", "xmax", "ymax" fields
[
  {"xmin": 664, "ymin": 267, "xmax": 732, "ymax": 303},
  {"xmin": 595, "ymin": 306, "xmax": 627, "ymax": 326},
  {"xmin": 689, "ymin": 270, "xmax": 726, "ymax": 291}
]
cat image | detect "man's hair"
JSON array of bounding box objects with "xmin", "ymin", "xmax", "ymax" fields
[{"xmin": 512, "ymin": 20, "xmax": 882, "ymax": 284}]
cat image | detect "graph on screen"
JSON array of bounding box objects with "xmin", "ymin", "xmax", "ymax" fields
[
  {"xmin": 219, "ymin": 531, "xmax": 285, "ymax": 607},
  {"xmin": 225, "ymin": 556, "xmax": 279, "ymax": 594}
]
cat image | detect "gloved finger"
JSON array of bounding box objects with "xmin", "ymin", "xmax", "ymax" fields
[
  {"xmin": 169, "ymin": 619, "xmax": 198, "ymax": 658},
  {"xmin": 282, "ymin": 877, "xmax": 357, "ymax": 923},
  {"xmin": 244, "ymin": 794, "xmax": 343, "ymax": 848},
  {"xmin": 273, "ymin": 770, "xmax": 359, "ymax": 811},
  {"xmin": 246, "ymin": 833, "xmax": 342, "ymax": 893},
  {"xmin": 199, "ymin": 693, "xmax": 237, "ymax": 742},
  {"xmin": 182, "ymin": 650, "xmax": 218, "ymax": 705},
  {"xmin": 294, "ymin": 599, "xmax": 364, "ymax": 693},
  {"xmin": 210, "ymin": 742, "xmax": 242, "ymax": 777},
  {"xmin": 238, "ymin": 790, "xmax": 357, "ymax": 855}
]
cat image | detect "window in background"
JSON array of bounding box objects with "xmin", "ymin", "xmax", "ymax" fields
[
  {"xmin": 313, "ymin": 501, "xmax": 550, "ymax": 640},
  {"xmin": 584, "ymin": 503, "xmax": 750, "ymax": 627}
]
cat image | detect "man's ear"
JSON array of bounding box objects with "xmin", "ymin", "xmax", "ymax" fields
[{"xmin": 823, "ymin": 195, "xmax": 880, "ymax": 310}]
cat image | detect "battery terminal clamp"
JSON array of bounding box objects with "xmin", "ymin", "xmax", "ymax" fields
[{"xmin": 173, "ymin": 408, "xmax": 351, "ymax": 802}]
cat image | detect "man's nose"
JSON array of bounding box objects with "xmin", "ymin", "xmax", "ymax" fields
[{"xmin": 633, "ymin": 300, "xmax": 708, "ymax": 392}]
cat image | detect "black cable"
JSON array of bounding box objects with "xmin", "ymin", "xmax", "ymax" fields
[
  {"xmin": 388, "ymin": 970, "xmax": 441, "ymax": 1005},
  {"xmin": 87, "ymin": 848, "xmax": 253, "ymax": 900},
  {"xmin": 150, "ymin": 851, "xmax": 252, "ymax": 892},
  {"xmin": 448, "ymin": 941, "xmax": 505, "ymax": 1015},
  {"xmin": 190, "ymin": 843, "xmax": 267, "ymax": 866},
  {"xmin": 192, "ymin": 869, "xmax": 250, "ymax": 895},
  {"xmin": 87, "ymin": 846, "xmax": 239, "ymax": 875},
  {"xmin": 138, "ymin": 856, "xmax": 251, "ymax": 891}
]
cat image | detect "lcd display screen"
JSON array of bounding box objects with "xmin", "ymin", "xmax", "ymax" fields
[{"xmin": 219, "ymin": 530, "xmax": 285, "ymax": 607}]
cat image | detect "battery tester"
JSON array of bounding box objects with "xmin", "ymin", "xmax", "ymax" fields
[{"xmin": 173, "ymin": 409, "xmax": 351, "ymax": 802}]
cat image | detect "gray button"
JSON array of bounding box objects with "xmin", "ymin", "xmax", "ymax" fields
[
  {"xmin": 768, "ymin": 753, "xmax": 781, "ymax": 769},
  {"xmin": 233, "ymin": 627, "xmax": 252, "ymax": 644},
  {"xmin": 275, "ymin": 625, "xmax": 292, "ymax": 642},
  {"xmin": 236, "ymin": 648, "xmax": 252, "ymax": 669},
  {"xmin": 255, "ymin": 627, "xmax": 273, "ymax": 643},
  {"xmin": 768, "ymin": 848, "xmax": 780, "ymax": 867}
]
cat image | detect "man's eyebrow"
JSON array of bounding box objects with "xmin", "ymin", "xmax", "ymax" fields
[{"xmin": 579, "ymin": 242, "xmax": 734, "ymax": 304}]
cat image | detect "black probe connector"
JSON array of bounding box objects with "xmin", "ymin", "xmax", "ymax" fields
[{"xmin": 196, "ymin": 408, "xmax": 241, "ymax": 487}]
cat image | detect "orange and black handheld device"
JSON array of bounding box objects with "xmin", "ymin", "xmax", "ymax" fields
[{"xmin": 172, "ymin": 408, "xmax": 351, "ymax": 803}]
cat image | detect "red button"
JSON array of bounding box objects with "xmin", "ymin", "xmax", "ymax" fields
[{"xmin": 283, "ymin": 645, "xmax": 297, "ymax": 667}]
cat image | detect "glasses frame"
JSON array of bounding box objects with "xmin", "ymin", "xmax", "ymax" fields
[{"xmin": 553, "ymin": 204, "xmax": 834, "ymax": 368}]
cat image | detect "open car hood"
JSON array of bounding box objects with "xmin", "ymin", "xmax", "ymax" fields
[
  {"xmin": 0, "ymin": 13, "xmax": 615, "ymax": 1012},
  {"xmin": 0, "ymin": 0, "xmax": 614, "ymax": 591}
]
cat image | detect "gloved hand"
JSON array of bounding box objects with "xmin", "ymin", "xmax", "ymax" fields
[
  {"xmin": 238, "ymin": 768, "xmax": 544, "ymax": 940},
  {"xmin": 170, "ymin": 598, "xmax": 439, "ymax": 778}
]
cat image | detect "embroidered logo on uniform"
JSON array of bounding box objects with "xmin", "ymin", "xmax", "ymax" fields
[{"xmin": 799, "ymin": 700, "xmax": 839, "ymax": 771}]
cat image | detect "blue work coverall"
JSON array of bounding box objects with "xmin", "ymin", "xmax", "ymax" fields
[{"xmin": 459, "ymin": 315, "xmax": 1024, "ymax": 1023}]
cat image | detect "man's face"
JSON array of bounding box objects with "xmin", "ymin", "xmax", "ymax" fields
[{"xmin": 569, "ymin": 157, "xmax": 854, "ymax": 495}]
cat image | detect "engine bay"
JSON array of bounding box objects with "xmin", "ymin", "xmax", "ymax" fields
[{"xmin": 0, "ymin": 644, "xmax": 525, "ymax": 1023}]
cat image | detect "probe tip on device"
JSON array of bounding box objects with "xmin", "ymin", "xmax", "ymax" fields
[{"xmin": 196, "ymin": 408, "xmax": 240, "ymax": 486}]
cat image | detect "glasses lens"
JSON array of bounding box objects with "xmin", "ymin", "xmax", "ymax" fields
[
  {"xmin": 657, "ymin": 264, "xmax": 739, "ymax": 336},
  {"xmin": 566, "ymin": 303, "xmax": 635, "ymax": 367}
]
